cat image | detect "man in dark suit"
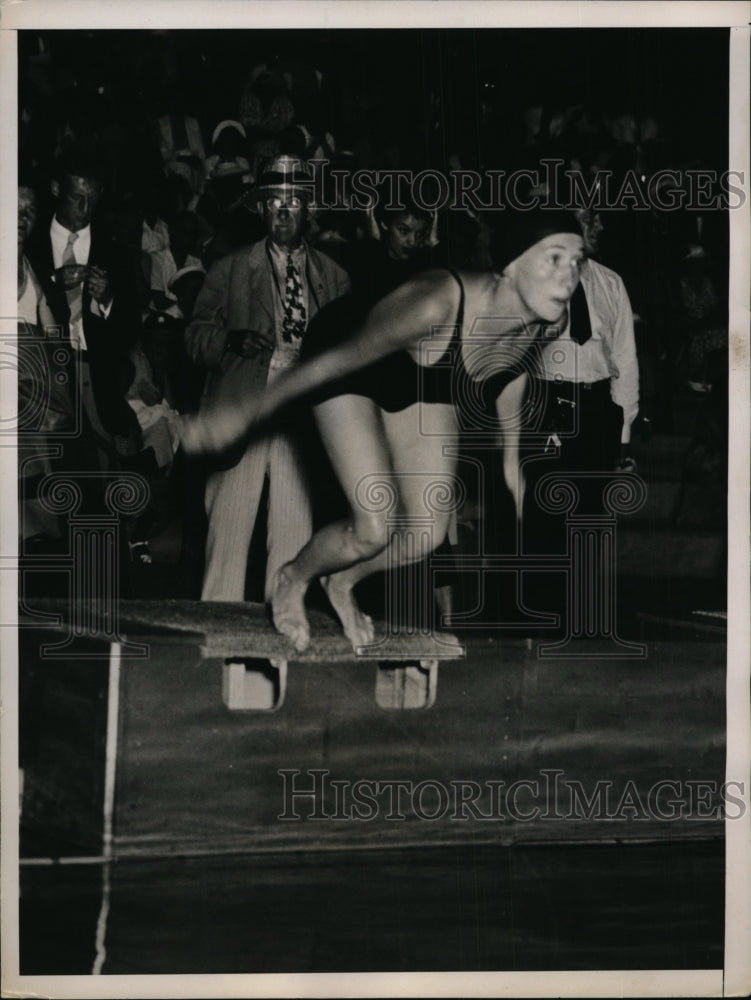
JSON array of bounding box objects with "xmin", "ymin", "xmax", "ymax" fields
[
  {"xmin": 185, "ymin": 155, "xmax": 350, "ymax": 602},
  {"xmin": 25, "ymin": 147, "xmax": 143, "ymax": 471}
]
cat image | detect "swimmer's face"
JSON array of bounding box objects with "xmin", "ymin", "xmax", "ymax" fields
[
  {"xmin": 382, "ymin": 212, "xmax": 430, "ymax": 260},
  {"xmin": 506, "ymin": 233, "xmax": 585, "ymax": 324}
]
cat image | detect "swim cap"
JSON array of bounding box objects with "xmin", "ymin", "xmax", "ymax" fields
[{"xmin": 492, "ymin": 209, "xmax": 583, "ymax": 271}]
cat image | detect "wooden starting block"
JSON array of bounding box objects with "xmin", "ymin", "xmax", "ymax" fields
[
  {"xmin": 198, "ymin": 603, "xmax": 462, "ymax": 711},
  {"xmin": 16, "ymin": 599, "xmax": 726, "ymax": 859},
  {"xmin": 19, "ymin": 599, "xmax": 465, "ymax": 711}
]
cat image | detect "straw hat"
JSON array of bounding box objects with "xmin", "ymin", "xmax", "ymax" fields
[
  {"xmin": 253, "ymin": 154, "xmax": 314, "ymax": 203},
  {"xmin": 211, "ymin": 119, "xmax": 246, "ymax": 146}
]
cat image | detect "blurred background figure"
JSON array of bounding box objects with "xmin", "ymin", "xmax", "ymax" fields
[{"xmin": 17, "ymin": 179, "xmax": 75, "ymax": 559}]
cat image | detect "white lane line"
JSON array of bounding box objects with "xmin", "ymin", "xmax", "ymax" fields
[{"xmin": 92, "ymin": 640, "xmax": 121, "ymax": 975}]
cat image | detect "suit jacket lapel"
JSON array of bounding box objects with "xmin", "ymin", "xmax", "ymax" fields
[
  {"xmin": 88, "ymin": 225, "xmax": 109, "ymax": 267},
  {"xmin": 27, "ymin": 228, "xmax": 67, "ymax": 322},
  {"xmin": 27, "ymin": 227, "xmax": 55, "ymax": 286},
  {"xmin": 304, "ymin": 246, "xmax": 326, "ymax": 319},
  {"xmin": 248, "ymin": 240, "xmax": 274, "ymax": 324}
]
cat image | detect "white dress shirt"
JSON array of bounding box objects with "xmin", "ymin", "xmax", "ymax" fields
[
  {"xmin": 50, "ymin": 216, "xmax": 112, "ymax": 350},
  {"xmin": 538, "ymin": 258, "xmax": 640, "ymax": 443}
]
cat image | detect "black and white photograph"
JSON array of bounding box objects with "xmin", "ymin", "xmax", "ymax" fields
[{"xmin": 1, "ymin": 2, "xmax": 749, "ymax": 997}]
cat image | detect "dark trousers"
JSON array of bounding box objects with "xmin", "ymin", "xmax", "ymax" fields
[
  {"xmin": 522, "ymin": 378, "xmax": 624, "ymax": 622},
  {"xmin": 531, "ymin": 378, "xmax": 623, "ymax": 485}
]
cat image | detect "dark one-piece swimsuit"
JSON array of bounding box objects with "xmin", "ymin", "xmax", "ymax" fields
[{"xmin": 300, "ymin": 269, "xmax": 523, "ymax": 413}]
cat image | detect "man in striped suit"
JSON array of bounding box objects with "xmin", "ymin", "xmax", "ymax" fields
[{"xmin": 185, "ymin": 156, "xmax": 350, "ymax": 602}]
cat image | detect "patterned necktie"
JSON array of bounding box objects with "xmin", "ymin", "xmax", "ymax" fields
[
  {"xmin": 568, "ymin": 280, "xmax": 592, "ymax": 345},
  {"xmin": 62, "ymin": 231, "xmax": 83, "ymax": 340},
  {"xmin": 281, "ymin": 252, "xmax": 306, "ymax": 343}
]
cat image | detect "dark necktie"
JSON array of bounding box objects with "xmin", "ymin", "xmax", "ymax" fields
[
  {"xmin": 282, "ymin": 252, "xmax": 306, "ymax": 342},
  {"xmin": 569, "ymin": 280, "xmax": 592, "ymax": 345}
]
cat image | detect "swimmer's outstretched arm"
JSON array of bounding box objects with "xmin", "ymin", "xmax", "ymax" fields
[{"xmin": 181, "ymin": 271, "xmax": 457, "ymax": 454}]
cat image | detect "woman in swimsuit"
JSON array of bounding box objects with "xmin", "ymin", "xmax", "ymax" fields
[{"xmin": 181, "ymin": 209, "xmax": 585, "ymax": 652}]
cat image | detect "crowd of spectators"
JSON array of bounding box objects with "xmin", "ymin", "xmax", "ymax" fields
[{"xmin": 17, "ymin": 31, "xmax": 729, "ymax": 601}]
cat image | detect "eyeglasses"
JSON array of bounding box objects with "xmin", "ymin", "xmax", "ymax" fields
[{"xmin": 265, "ymin": 196, "xmax": 303, "ymax": 211}]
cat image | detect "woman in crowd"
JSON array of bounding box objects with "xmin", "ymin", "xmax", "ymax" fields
[{"xmin": 181, "ymin": 210, "xmax": 585, "ymax": 652}]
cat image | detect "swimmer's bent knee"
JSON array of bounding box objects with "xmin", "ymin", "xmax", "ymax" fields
[{"xmin": 348, "ymin": 515, "xmax": 390, "ymax": 560}]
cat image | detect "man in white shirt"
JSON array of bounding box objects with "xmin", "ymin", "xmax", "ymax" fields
[
  {"xmin": 532, "ymin": 209, "xmax": 640, "ymax": 481},
  {"xmin": 26, "ymin": 148, "xmax": 143, "ymax": 470},
  {"xmin": 521, "ymin": 209, "xmax": 640, "ymax": 623}
]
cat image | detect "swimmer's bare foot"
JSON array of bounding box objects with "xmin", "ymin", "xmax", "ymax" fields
[
  {"xmin": 272, "ymin": 565, "xmax": 310, "ymax": 652},
  {"xmin": 321, "ymin": 573, "xmax": 375, "ymax": 650}
]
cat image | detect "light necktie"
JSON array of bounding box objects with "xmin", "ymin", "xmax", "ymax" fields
[
  {"xmin": 62, "ymin": 231, "xmax": 83, "ymax": 341},
  {"xmin": 281, "ymin": 252, "xmax": 306, "ymax": 343}
]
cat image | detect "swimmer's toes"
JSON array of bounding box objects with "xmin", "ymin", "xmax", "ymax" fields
[{"xmin": 275, "ymin": 613, "xmax": 310, "ymax": 653}]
